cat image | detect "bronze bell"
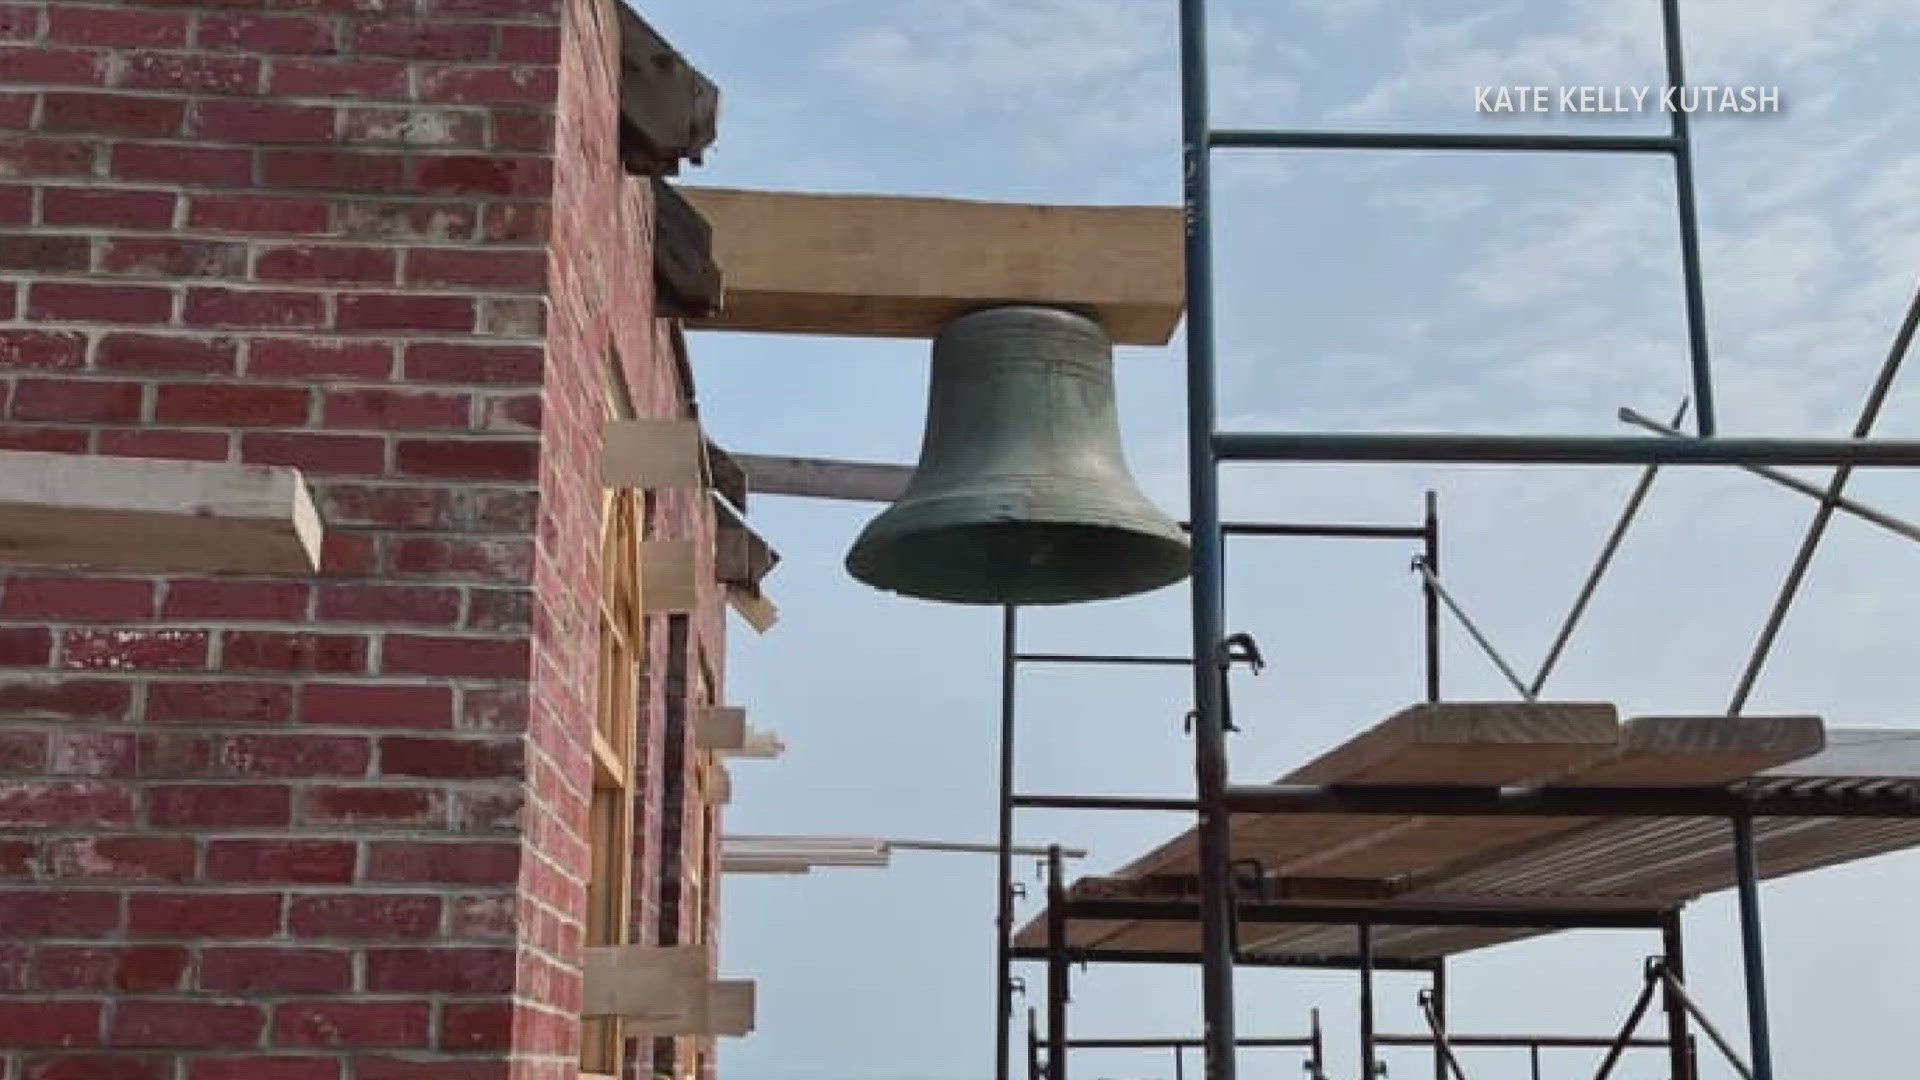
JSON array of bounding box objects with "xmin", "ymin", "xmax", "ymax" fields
[{"xmin": 846, "ymin": 305, "xmax": 1191, "ymax": 605}]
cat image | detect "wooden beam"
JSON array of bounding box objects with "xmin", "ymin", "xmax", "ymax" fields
[
  {"xmin": 734, "ymin": 453, "xmax": 911, "ymax": 504},
  {"xmin": 712, "ymin": 495, "xmax": 777, "ymax": 587},
  {"xmin": 640, "ymin": 540, "xmax": 698, "ymax": 614},
  {"xmin": 705, "ymin": 980, "xmax": 755, "ymax": 1037},
  {"xmin": 0, "ymin": 450, "xmax": 322, "ymax": 574},
  {"xmin": 694, "ymin": 706, "xmax": 747, "ymax": 752},
  {"xmin": 581, "ymin": 944, "xmax": 711, "ymax": 1021},
  {"xmin": 680, "ymin": 186, "xmax": 1187, "ymax": 344},
  {"xmin": 615, "ymin": 5, "xmax": 717, "ymax": 176},
  {"xmin": 725, "ymin": 584, "xmax": 777, "ymax": 633},
  {"xmin": 652, "ymin": 179, "xmax": 722, "ymax": 318},
  {"xmin": 718, "ymin": 728, "xmax": 784, "ymax": 760},
  {"xmin": 707, "ymin": 762, "xmax": 731, "ymax": 806},
  {"xmin": 602, "ymin": 419, "xmax": 705, "ymax": 490},
  {"xmin": 704, "ymin": 439, "xmax": 749, "ymax": 511}
]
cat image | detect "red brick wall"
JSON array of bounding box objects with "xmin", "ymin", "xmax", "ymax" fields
[{"xmin": 0, "ymin": 0, "xmax": 731, "ymax": 1076}]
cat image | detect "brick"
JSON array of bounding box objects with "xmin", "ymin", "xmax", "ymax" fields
[
  {"xmin": 145, "ymin": 680, "xmax": 295, "ymax": 725},
  {"xmin": 323, "ymin": 387, "xmax": 469, "ymax": 430},
  {"xmin": 44, "ymin": 836, "xmax": 194, "ymax": 881},
  {"xmin": 358, "ymin": 1058, "xmax": 509, "ymax": 1080},
  {"xmin": 201, "ymin": 948, "xmax": 351, "ymax": 994},
  {"xmin": 316, "ymin": 533, "xmax": 378, "ymax": 574},
  {"xmin": 0, "ymin": 426, "xmax": 86, "ymax": 452},
  {"xmin": 198, "ymin": 13, "xmax": 337, "ymax": 54},
  {"xmin": 402, "ymin": 341, "xmax": 540, "ymax": 384},
  {"xmin": 217, "ymin": 733, "xmax": 369, "ymax": 777},
  {"xmin": 0, "ymin": 890, "xmax": 120, "ymax": 935},
  {"xmin": 0, "ymin": 678, "xmax": 131, "ymax": 721},
  {"xmin": 451, "ymin": 786, "xmax": 517, "ymax": 831},
  {"xmin": 112, "ymin": 142, "xmax": 253, "ymax": 186},
  {"xmin": 0, "ymin": 136, "xmax": 96, "ymax": 178},
  {"xmin": 0, "ymin": 779, "xmax": 132, "ymax": 826},
  {"xmin": 335, "ymin": 200, "xmax": 476, "ymax": 241},
  {"xmin": 437, "ymin": 1002, "xmax": 512, "ymax": 1051},
  {"xmin": 42, "ymin": 92, "xmax": 186, "ymax": 137},
  {"xmin": 10, "ymin": 377, "xmax": 144, "ymax": 423},
  {"xmin": 366, "ymin": 947, "xmax": 511, "ymax": 993},
  {"xmin": 381, "ymin": 631, "xmax": 527, "ymax": 678},
  {"xmin": 48, "ymin": 728, "xmax": 138, "ymax": 776},
  {"xmin": 137, "ymin": 733, "xmax": 213, "ymax": 776},
  {"xmin": 183, "ymin": 287, "xmax": 325, "ymax": 329},
  {"xmin": 481, "ymin": 200, "xmax": 547, "ymax": 241},
  {"xmin": 97, "ymin": 333, "xmax": 239, "ymax": 374},
  {"xmin": 221, "ymin": 630, "xmax": 369, "ymax": 673},
  {"xmin": 394, "ymin": 438, "xmax": 537, "ymax": 481},
  {"xmin": 444, "ymin": 893, "xmax": 511, "ymax": 939},
  {"xmin": 45, "ymin": 188, "xmax": 171, "ymax": 231},
  {"xmin": 0, "ymin": 330, "xmax": 87, "ymax": 370},
  {"xmin": 0, "ymin": 46, "xmax": 107, "ymax": 85},
  {"xmin": 189, "ymin": 193, "xmax": 331, "ymax": 235},
  {"xmin": 34, "ymin": 945, "xmax": 189, "ymax": 991},
  {"xmin": 261, "ymin": 149, "xmax": 406, "ymax": 192},
  {"xmin": 240, "ymin": 431, "xmax": 389, "ymax": 474},
  {"xmin": 314, "ymin": 584, "xmax": 461, "ymax": 625},
  {"xmin": 247, "ymin": 338, "xmax": 391, "ymax": 379},
  {"xmin": 47, "ymin": 7, "xmax": 188, "ymax": 47},
  {"xmin": 298, "ymin": 682, "xmax": 453, "ymax": 730},
  {"xmin": 0, "ymin": 1002, "xmax": 104, "ymax": 1049},
  {"xmin": 272, "ymin": 1001, "xmax": 429, "ymax": 1049},
  {"xmin": 129, "ymin": 891, "xmax": 282, "ymax": 937},
  {"xmin": 256, "ymin": 244, "xmax": 397, "ymax": 284},
  {"xmin": 0, "ymin": 233, "xmax": 90, "ymax": 272},
  {"xmin": 98, "ymin": 428, "xmax": 233, "ymax": 461},
  {"xmin": 0, "ymin": 729, "xmax": 47, "ymax": 770},
  {"xmin": 0, "ymin": 182, "xmax": 28, "ymax": 222},
  {"xmin": 343, "ymin": 106, "xmax": 485, "ymax": 147},
  {"xmin": 155, "ymin": 382, "xmax": 311, "ymax": 426},
  {"xmin": 378, "ymin": 734, "xmax": 520, "ymax": 779},
  {"xmin": 413, "ymin": 154, "xmax": 551, "ymax": 197},
  {"xmin": 297, "ymin": 784, "xmax": 445, "ymax": 828},
  {"xmin": 206, "ymin": 839, "xmax": 358, "ymax": 883},
  {"xmin": 0, "ymin": 4, "xmax": 30, "ymax": 39},
  {"xmin": 498, "ymin": 24, "xmax": 559, "ymax": 63},
  {"xmin": 315, "ymin": 484, "xmax": 453, "ymax": 528},
  {"xmin": 1, "ymin": 576, "xmax": 155, "ymax": 621},
  {"xmin": 60, "ymin": 628, "xmax": 208, "ymax": 671},
  {"xmin": 418, "ymin": 64, "xmax": 555, "ymax": 104},
  {"xmin": 389, "ymin": 539, "xmax": 533, "ymax": 583},
  {"xmin": 188, "ymin": 1058, "xmax": 342, "ymax": 1080},
  {"xmin": 27, "ymin": 282, "xmax": 173, "ymax": 324},
  {"xmin": 0, "ymin": 841, "xmax": 32, "ymax": 878},
  {"xmin": 25, "ymin": 1057, "xmax": 173, "ymax": 1080},
  {"xmin": 194, "ymin": 99, "xmax": 335, "ymax": 144},
  {"xmin": 477, "ymin": 393, "xmax": 539, "ymax": 432},
  {"xmin": 162, "ymin": 581, "xmax": 308, "ymax": 620},
  {"xmin": 110, "ymin": 1001, "xmax": 264, "ymax": 1049},
  {"xmin": 351, "ymin": 20, "xmax": 493, "ymax": 59},
  {"xmin": 288, "ymin": 893, "xmax": 439, "ymax": 939},
  {"xmin": 336, "ymin": 293, "xmax": 474, "ymax": 332},
  {"xmin": 406, "ymin": 248, "xmax": 544, "ymax": 290},
  {"xmin": 148, "ymin": 785, "xmax": 291, "ymax": 828},
  {"xmin": 269, "ymin": 58, "xmax": 407, "ymax": 98},
  {"xmin": 101, "ymin": 237, "xmax": 250, "ymax": 278},
  {"xmin": 365, "ymin": 840, "xmax": 516, "ymax": 884},
  {"xmin": 117, "ymin": 52, "xmax": 259, "ymax": 94}
]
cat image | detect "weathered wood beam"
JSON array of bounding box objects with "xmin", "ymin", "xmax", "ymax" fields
[
  {"xmin": 711, "ymin": 494, "xmax": 776, "ymax": 587},
  {"xmin": 680, "ymin": 186, "xmax": 1187, "ymax": 344},
  {"xmin": 652, "ymin": 178, "xmax": 722, "ymax": 318},
  {"xmin": 616, "ymin": 5, "xmax": 717, "ymax": 176},
  {"xmin": 0, "ymin": 450, "xmax": 323, "ymax": 574},
  {"xmin": 734, "ymin": 453, "xmax": 911, "ymax": 504},
  {"xmin": 704, "ymin": 438, "xmax": 748, "ymax": 511},
  {"xmin": 725, "ymin": 583, "xmax": 777, "ymax": 634}
]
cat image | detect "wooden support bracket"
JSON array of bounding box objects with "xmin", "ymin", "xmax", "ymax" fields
[
  {"xmin": 719, "ymin": 728, "xmax": 785, "ymax": 761},
  {"xmin": 602, "ymin": 419, "xmax": 705, "ymax": 490},
  {"xmin": 615, "ymin": 5, "xmax": 717, "ymax": 176},
  {"xmin": 0, "ymin": 450, "xmax": 323, "ymax": 574},
  {"xmin": 694, "ymin": 706, "xmax": 747, "ymax": 752},
  {"xmin": 640, "ymin": 540, "xmax": 698, "ymax": 614},
  {"xmin": 580, "ymin": 948, "xmax": 753, "ymax": 1035},
  {"xmin": 653, "ymin": 178, "xmax": 722, "ymax": 318},
  {"xmin": 712, "ymin": 494, "xmax": 777, "ymax": 587}
]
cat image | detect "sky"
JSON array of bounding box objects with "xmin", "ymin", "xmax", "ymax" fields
[{"xmin": 637, "ymin": 2, "xmax": 1920, "ymax": 1077}]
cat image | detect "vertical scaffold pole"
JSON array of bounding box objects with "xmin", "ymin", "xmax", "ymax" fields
[{"xmin": 994, "ymin": 605, "xmax": 1019, "ymax": 1080}]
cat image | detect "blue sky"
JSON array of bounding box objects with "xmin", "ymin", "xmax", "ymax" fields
[{"xmin": 641, "ymin": 2, "xmax": 1920, "ymax": 1077}]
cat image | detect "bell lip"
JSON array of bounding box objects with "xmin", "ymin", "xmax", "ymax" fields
[{"xmin": 845, "ymin": 518, "xmax": 1193, "ymax": 606}]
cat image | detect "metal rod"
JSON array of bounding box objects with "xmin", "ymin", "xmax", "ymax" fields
[
  {"xmin": 1210, "ymin": 129, "xmax": 1679, "ymax": 154},
  {"xmin": 1731, "ymin": 818, "xmax": 1774, "ymax": 1080},
  {"xmin": 1061, "ymin": 1037, "xmax": 1318, "ymax": 1050},
  {"xmin": 1223, "ymin": 781, "xmax": 1920, "ymax": 818},
  {"xmin": 1622, "ymin": 406, "xmax": 1920, "ymax": 544},
  {"xmin": 1423, "ymin": 491, "xmax": 1440, "ymax": 704},
  {"xmin": 1375, "ymin": 1035, "xmax": 1669, "ymax": 1049},
  {"xmin": 1013, "ymin": 653, "xmax": 1193, "ymax": 667},
  {"xmin": 1011, "ymin": 947, "xmax": 1441, "ymax": 973},
  {"xmin": 1531, "ymin": 398, "xmax": 1689, "ymax": 696},
  {"xmin": 1414, "ymin": 559, "xmax": 1534, "ymax": 701},
  {"xmin": 1658, "ymin": 970, "xmax": 1754, "ymax": 1080},
  {"xmin": 1418, "ymin": 991, "xmax": 1469, "ymax": 1080},
  {"xmin": 1359, "ymin": 923, "xmax": 1376, "ymax": 1080},
  {"xmin": 1174, "ymin": 1046, "xmax": 1184, "ymax": 1080},
  {"xmin": 1729, "ymin": 284, "xmax": 1920, "ymax": 713},
  {"xmin": 1530, "ymin": 1045, "xmax": 1541, "ymax": 1080},
  {"xmin": 1591, "ymin": 964, "xmax": 1659, "ymax": 1080},
  {"xmin": 1311, "ymin": 1009, "xmax": 1325, "ymax": 1080},
  {"xmin": 1431, "ymin": 961, "xmax": 1448, "ymax": 1080},
  {"xmin": 1178, "ymin": 0, "xmax": 1239, "ymax": 1075},
  {"xmin": 1663, "ymin": 913, "xmax": 1695, "ymax": 1080},
  {"xmin": 1029, "ymin": 1008, "xmax": 1041, "ymax": 1080},
  {"xmin": 996, "ymin": 606, "xmax": 1019, "ymax": 1080},
  {"xmin": 1213, "ymin": 431, "xmax": 1920, "ymax": 467},
  {"xmin": 1013, "ymin": 794, "xmax": 1201, "ymax": 812},
  {"xmin": 1204, "ymin": 521, "xmax": 1429, "ymax": 539},
  {"xmin": 1657, "ymin": 0, "xmax": 1716, "ymax": 435},
  {"xmin": 1047, "ymin": 844, "xmax": 1069, "ymax": 1080}
]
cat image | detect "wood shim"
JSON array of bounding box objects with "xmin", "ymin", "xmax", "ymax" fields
[
  {"xmin": 679, "ymin": 186, "xmax": 1187, "ymax": 345},
  {"xmin": 640, "ymin": 540, "xmax": 698, "ymax": 615},
  {"xmin": 734, "ymin": 453, "xmax": 912, "ymax": 504},
  {"xmin": 581, "ymin": 944, "xmax": 712, "ymax": 1021},
  {"xmin": 602, "ymin": 419, "xmax": 705, "ymax": 490},
  {"xmin": 694, "ymin": 706, "xmax": 748, "ymax": 751},
  {"xmin": 0, "ymin": 450, "xmax": 322, "ymax": 575}
]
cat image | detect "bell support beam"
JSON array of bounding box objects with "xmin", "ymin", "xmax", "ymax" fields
[
  {"xmin": 679, "ymin": 187, "xmax": 1187, "ymax": 344},
  {"xmin": 1213, "ymin": 431, "xmax": 1920, "ymax": 467}
]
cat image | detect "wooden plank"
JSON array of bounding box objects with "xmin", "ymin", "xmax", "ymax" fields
[
  {"xmin": 653, "ymin": 178, "xmax": 722, "ymax": 318},
  {"xmin": 694, "ymin": 707, "xmax": 747, "ymax": 752},
  {"xmin": 615, "ymin": 5, "xmax": 717, "ymax": 176},
  {"xmin": 680, "ymin": 186, "xmax": 1186, "ymax": 345},
  {"xmin": 705, "ymin": 439, "xmax": 749, "ymax": 511},
  {"xmin": 640, "ymin": 540, "xmax": 698, "ymax": 614},
  {"xmin": 707, "ymin": 762, "xmax": 731, "ymax": 805},
  {"xmin": 712, "ymin": 495, "xmax": 777, "ymax": 587},
  {"xmin": 0, "ymin": 450, "xmax": 322, "ymax": 574},
  {"xmin": 718, "ymin": 728, "xmax": 784, "ymax": 760},
  {"xmin": 602, "ymin": 419, "xmax": 705, "ymax": 490},
  {"xmin": 581, "ymin": 944, "xmax": 711, "ymax": 1020},
  {"xmin": 706, "ymin": 980, "xmax": 755, "ymax": 1037},
  {"xmin": 726, "ymin": 584, "xmax": 778, "ymax": 633},
  {"xmin": 734, "ymin": 453, "xmax": 911, "ymax": 504},
  {"xmin": 1285, "ymin": 701, "xmax": 1622, "ymax": 786}
]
